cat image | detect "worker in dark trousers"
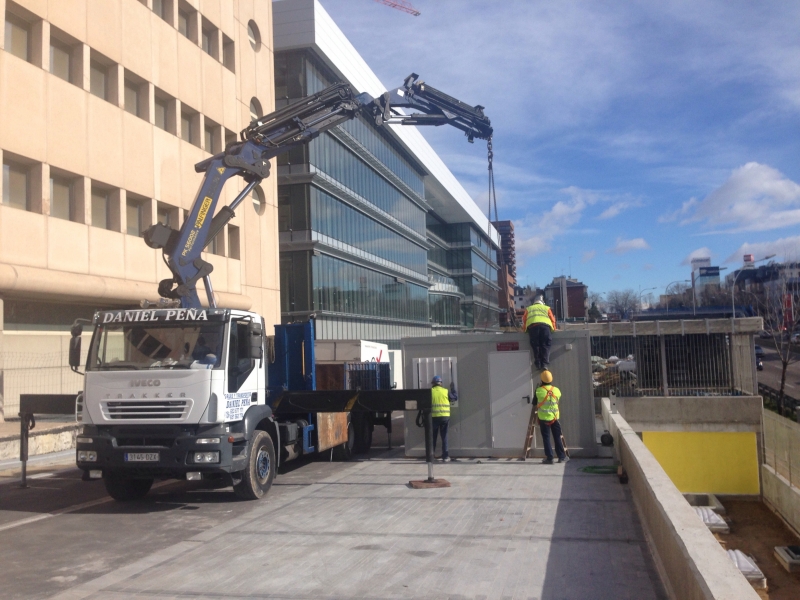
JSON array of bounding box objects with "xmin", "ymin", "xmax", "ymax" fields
[
  {"xmin": 431, "ymin": 375, "xmax": 451, "ymax": 462},
  {"xmin": 523, "ymin": 295, "xmax": 556, "ymax": 370},
  {"xmin": 536, "ymin": 370, "xmax": 568, "ymax": 464}
]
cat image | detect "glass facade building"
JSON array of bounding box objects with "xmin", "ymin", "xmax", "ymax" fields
[{"xmin": 274, "ymin": 45, "xmax": 499, "ymax": 347}]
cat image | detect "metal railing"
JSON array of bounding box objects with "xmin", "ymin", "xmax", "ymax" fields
[
  {"xmin": 759, "ymin": 382, "xmax": 799, "ymax": 421},
  {"xmin": 1, "ymin": 351, "xmax": 83, "ymax": 419},
  {"xmin": 591, "ymin": 332, "xmax": 750, "ymax": 398},
  {"xmin": 763, "ymin": 409, "xmax": 800, "ymax": 490}
]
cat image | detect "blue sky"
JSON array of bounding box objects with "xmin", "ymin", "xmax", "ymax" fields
[{"xmin": 317, "ymin": 0, "xmax": 800, "ymax": 298}]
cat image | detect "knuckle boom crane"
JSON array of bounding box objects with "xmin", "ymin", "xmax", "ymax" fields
[
  {"xmin": 143, "ymin": 74, "xmax": 493, "ymax": 309},
  {"xmin": 72, "ymin": 75, "xmax": 491, "ymax": 501}
]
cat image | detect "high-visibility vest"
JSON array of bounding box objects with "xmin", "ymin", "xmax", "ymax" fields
[
  {"xmin": 536, "ymin": 384, "xmax": 561, "ymax": 422},
  {"xmin": 526, "ymin": 303, "xmax": 553, "ymax": 330},
  {"xmin": 431, "ymin": 385, "xmax": 451, "ymax": 418}
]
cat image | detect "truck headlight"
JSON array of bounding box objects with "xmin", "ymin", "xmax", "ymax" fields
[
  {"xmin": 77, "ymin": 437, "xmax": 92, "ymax": 444},
  {"xmin": 78, "ymin": 451, "xmax": 97, "ymax": 462},
  {"xmin": 193, "ymin": 452, "xmax": 219, "ymax": 463},
  {"xmin": 196, "ymin": 438, "xmax": 220, "ymax": 444}
]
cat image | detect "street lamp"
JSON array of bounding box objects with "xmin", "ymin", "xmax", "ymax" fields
[
  {"xmin": 731, "ymin": 255, "xmax": 776, "ymax": 318},
  {"xmin": 664, "ymin": 280, "xmax": 691, "ymax": 314},
  {"xmin": 638, "ymin": 287, "xmax": 656, "ymax": 313}
]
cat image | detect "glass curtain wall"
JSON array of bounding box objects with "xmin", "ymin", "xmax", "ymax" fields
[
  {"xmin": 313, "ymin": 254, "xmax": 427, "ymax": 322},
  {"xmin": 276, "ymin": 50, "xmax": 432, "ymax": 340}
]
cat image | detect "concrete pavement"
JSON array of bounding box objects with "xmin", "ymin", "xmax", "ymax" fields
[{"xmin": 34, "ymin": 454, "xmax": 664, "ymax": 600}]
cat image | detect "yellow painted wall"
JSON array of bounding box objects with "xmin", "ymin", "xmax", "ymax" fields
[{"xmin": 642, "ymin": 431, "xmax": 760, "ymax": 495}]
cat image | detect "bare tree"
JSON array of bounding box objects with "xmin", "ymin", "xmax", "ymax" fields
[
  {"xmin": 758, "ymin": 266, "xmax": 800, "ymax": 416},
  {"xmin": 606, "ymin": 289, "xmax": 638, "ymax": 320},
  {"xmin": 588, "ymin": 291, "xmax": 605, "ymax": 312}
]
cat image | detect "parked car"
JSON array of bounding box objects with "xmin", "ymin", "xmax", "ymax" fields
[
  {"xmin": 755, "ymin": 345, "xmax": 765, "ymax": 359},
  {"xmin": 791, "ymin": 333, "xmax": 800, "ymax": 344},
  {"xmin": 759, "ymin": 330, "xmax": 772, "ymax": 339}
]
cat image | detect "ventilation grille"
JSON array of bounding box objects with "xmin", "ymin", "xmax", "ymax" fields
[{"xmin": 101, "ymin": 400, "xmax": 192, "ymax": 420}]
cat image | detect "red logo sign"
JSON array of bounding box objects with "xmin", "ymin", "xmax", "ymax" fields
[{"xmin": 496, "ymin": 342, "xmax": 519, "ymax": 351}]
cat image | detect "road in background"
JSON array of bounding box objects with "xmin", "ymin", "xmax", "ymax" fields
[{"xmin": 756, "ymin": 345, "xmax": 800, "ymax": 397}]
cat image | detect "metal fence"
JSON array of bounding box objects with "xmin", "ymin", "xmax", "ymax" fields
[
  {"xmin": 759, "ymin": 382, "xmax": 800, "ymax": 421},
  {"xmin": 763, "ymin": 409, "xmax": 800, "ymax": 490},
  {"xmin": 1, "ymin": 352, "xmax": 83, "ymax": 419},
  {"xmin": 591, "ymin": 332, "xmax": 747, "ymax": 398}
]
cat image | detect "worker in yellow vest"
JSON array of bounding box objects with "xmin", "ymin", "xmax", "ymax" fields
[
  {"xmin": 523, "ymin": 295, "xmax": 557, "ymax": 370},
  {"xmin": 431, "ymin": 375, "xmax": 451, "ymax": 462},
  {"xmin": 536, "ymin": 370, "xmax": 568, "ymax": 464}
]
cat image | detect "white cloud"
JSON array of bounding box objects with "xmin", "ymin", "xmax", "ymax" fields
[
  {"xmin": 514, "ymin": 186, "xmax": 598, "ymax": 258},
  {"xmin": 597, "ymin": 199, "xmax": 643, "ymax": 220},
  {"xmin": 608, "ymin": 237, "xmax": 650, "ymax": 255},
  {"xmin": 725, "ymin": 236, "xmax": 800, "ymax": 264},
  {"xmin": 582, "ymin": 250, "xmax": 596, "ymax": 263},
  {"xmin": 681, "ymin": 247, "xmax": 713, "ymax": 266},
  {"xmin": 661, "ymin": 163, "xmax": 800, "ymax": 231}
]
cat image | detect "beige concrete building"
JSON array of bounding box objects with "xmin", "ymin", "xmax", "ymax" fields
[{"xmin": 0, "ymin": 0, "xmax": 279, "ymax": 419}]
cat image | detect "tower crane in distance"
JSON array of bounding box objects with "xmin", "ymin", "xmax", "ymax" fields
[{"xmin": 374, "ymin": 0, "xmax": 420, "ymax": 16}]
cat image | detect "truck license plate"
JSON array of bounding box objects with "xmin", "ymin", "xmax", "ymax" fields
[{"xmin": 124, "ymin": 452, "xmax": 159, "ymax": 462}]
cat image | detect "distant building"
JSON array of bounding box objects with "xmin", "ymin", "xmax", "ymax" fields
[
  {"xmin": 691, "ymin": 257, "xmax": 721, "ymax": 304},
  {"xmin": 513, "ymin": 285, "xmax": 534, "ymax": 311},
  {"xmin": 492, "ymin": 221, "xmax": 516, "ymax": 327},
  {"xmin": 544, "ymin": 277, "xmax": 587, "ymax": 321}
]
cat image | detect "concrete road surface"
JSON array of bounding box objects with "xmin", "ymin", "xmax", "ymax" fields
[{"xmin": 0, "ymin": 416, "xmax": 664, "ymax": 600}]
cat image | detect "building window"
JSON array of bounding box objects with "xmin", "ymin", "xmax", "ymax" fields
[
  {"xmin": 208, "ymin": 233, "xmax": 223, "ymax": 256},
  {"xmin": 152, "ymin": 0, "xmax": 167, "ymax": 21},
  {"xmin": 124, "ymin": 79, "xmax": 140, "ymax": 117},
  {"xmin": 249, "ymin": 98, "xmax": 262, "ymax": 122},
  {"xmin": 228, "ymin": 225, "xmax": 240, "ymax": 260},
  {"xmin": 204, "ymin": 123, "xmax": 217, "ymax": 153},
  {"xmin": 225, "ymin": 129, "xmax": 237, "ymax": 147},
  {"xmin": 90, "ymin": 60, "xmax": 108, "ymax": 100},
  {"xmin": 2, "ymin": 161, "xmax": 29, "ymax": 210},
  {"xmin": 180, "ymin": 109, "xmax": 194, "ymax": 144},
  {"xmin": 91, "ymin": 187, "xmax": 111, "ymax": 229},
  {"xmin": 126, "ymin": 199, "xmax": 143, "ymax": 236},
  {"xmin": 247, "ymin": 20, "xmax": 260, "ymax": 51},
  {"xmin": 222, "ymin": 34, "xmax": 235, "ymax": 72},
  {"xmin": 4, "ymin": 12, "xmax": 30, "ymax": 62},
  {"xmin": 50, "ymin": 176, "xmax": 76, "ymax": 222},
  {"xmin": 154, "ymin": 96, "xmax": 168, "ymax": 131},
  {"xmin": 178, "ymin": 8, "xmax": 189, "ymax": 39},
  {"xmin": 49, "ymin": 37, "xmax": 73, "ymax": 83},
  {"xmin": 156, "ymin": 203, "xmax": 173, "ymax": 227}
]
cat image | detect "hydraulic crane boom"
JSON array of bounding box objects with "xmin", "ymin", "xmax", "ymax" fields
[{"xmin": 144, "ymin": 75, "xmax": 492, "ymax": 309}]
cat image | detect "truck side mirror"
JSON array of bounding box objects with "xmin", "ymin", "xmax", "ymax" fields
[
  {"xmin": 247, "ymin": 321, "xmax": 263, "ymax": 360},
  {"xmin": 69, "ymin": 325, "xmax": 82, "ymax": 369}
]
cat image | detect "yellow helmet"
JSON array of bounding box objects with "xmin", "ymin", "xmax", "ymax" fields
[{"xmin": 541, "ymin": 370, "xmax": 553, "ymax": 384}]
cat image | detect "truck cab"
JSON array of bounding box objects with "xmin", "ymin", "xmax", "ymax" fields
[{"xmin": 75, "ymin": 307, "xmax": 277, "ymax": 501}]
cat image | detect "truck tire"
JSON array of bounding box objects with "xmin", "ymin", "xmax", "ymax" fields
[
  {"xmin": 103, "ymin": 471, "xmax": 153, "ymax": 501},
  {"xmin": 353, "ymin": 413, "xmax": 373, "ymax": 454},
  {"xmin": 332, "ymin": 420, "xmax": 355, "ymax": 461},
  {"xmin": 233, "ymin": 430, "xmax": 276, "ymax": 500}
]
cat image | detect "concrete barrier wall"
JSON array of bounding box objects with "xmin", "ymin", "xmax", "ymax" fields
[
  {"xmin": 762, "ymin": 409, "xmax": 800, "ymax": 535},
  {"xmin": 602, "ymin": 398, "xmax": 760, "ymax": 600}
]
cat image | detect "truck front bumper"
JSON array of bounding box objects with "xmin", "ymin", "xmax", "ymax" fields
[{"xmin": 76, "ymin": 424, "xmax": 247, "ymax": 478}]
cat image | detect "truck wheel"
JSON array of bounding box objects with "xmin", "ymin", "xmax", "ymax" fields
[
  {"xmin": 103, "ymin": 471, "xmax": 153, "ymax": 501},
  {"xmin": 332, "ymin": 420, "xmax": 355, "ymax": 461},
  {"xmin": 353, "ymin": 413, "xmax": 373, "ymax": 454},
  {"xmin": 234, "ymin": 430, "xmax": 276, "ymax": 500}
]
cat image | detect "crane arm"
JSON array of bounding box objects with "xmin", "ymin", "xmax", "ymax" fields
[{"xmin": 143, "ymin": 76, "xmax": 492, "ymax": 309}]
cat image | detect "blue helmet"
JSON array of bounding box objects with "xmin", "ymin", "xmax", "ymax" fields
[{"xmin": 431, "ymin": 375, "xmax": 442, "ymax": 385}]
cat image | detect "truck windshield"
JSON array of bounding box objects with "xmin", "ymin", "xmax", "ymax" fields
[{"xmin": 87, "ymin": 322, "xmax": 225, "ymax": 371}]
